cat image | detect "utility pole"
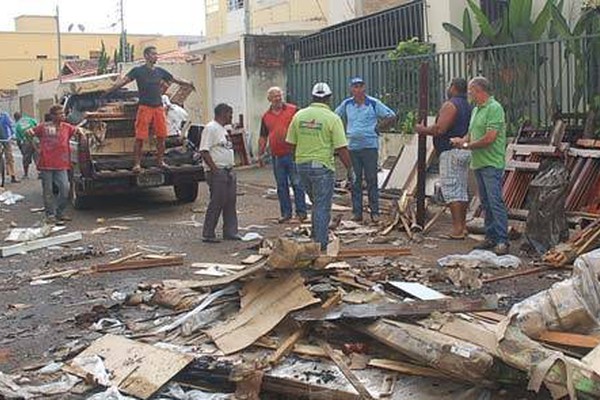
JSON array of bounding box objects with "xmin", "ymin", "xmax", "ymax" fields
[
  {"xmin": 56, "ymin": 5, "xmax": 62, "ymax": 82},
  {"xmin": 244, "ymin": 0, "xmax": 251, "ymax": 34},
  {"xmin": 119, "ymin": 0, "xmax": 127, "ymax": 61}
]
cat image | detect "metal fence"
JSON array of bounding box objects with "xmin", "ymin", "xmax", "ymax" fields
[
  {"xmin": 287, "ymin": 35, "xmax": 600, "ymax": 134},
  {"xmin": 287, "ymin": 0, "xmax": 424, "ymax": 61}
]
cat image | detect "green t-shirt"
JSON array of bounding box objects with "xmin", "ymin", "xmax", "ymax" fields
[
  {"xmin": 15, "ymin": 115, "xmax": 38, "ymax": 142},
  {"xmin": 469, "ymin": 96, "xmax": 506, "ymax": 170},
  {"xmin": 286, "ymin": 103, "xmax": 348, "ymax": 171}
]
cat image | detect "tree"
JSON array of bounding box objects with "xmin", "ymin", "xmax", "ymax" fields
[{"xmin": 97, "ymin": 41, "xmax": 111, "ymax": 75}]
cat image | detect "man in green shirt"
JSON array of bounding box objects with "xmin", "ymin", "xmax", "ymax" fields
[
  {"xmin": 451, "ymin": 77, "xmax": 509, "ymax": 255},
  {"xmin": 14, "ymin": 112, "xmax": 38, "ymax": 179},
  {"xmin": 286, "ymin": 82, "xmax": 352, "ymax": 250}
]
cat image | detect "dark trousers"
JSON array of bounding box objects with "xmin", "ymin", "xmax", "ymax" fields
[
  {"xmin": 350, "ymin": 148, "xmax": 379, "ymax": 218},
  {"xmin": 202, "ymin": 168, "xmax": 238, "ymax": 239}
]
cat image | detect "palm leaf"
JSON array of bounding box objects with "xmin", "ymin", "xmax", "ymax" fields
[
  {"xmin": 532, "ymin": 0, "xmax": 552, "ymax": 40},
  {"xmin": 467, "ymin": 0, "xmax": 495, "ymax": 40},
  {"xmin": 550, "ymin": 3, "xmax": 572, "ymax": 38},
  {"xmin": 463, "ymin": 8, "xmax": 473, "ymax": 46},
  {"xmin": 442, "ymin": 22, "xmax": 472, "ymax": 48}
]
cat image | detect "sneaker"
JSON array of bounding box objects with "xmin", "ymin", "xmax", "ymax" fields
[
  {"xmin": 297, "ymin": 213, "xmax": 308, "ymax": 222},
  {"xmin": 44, "ymin": 215, "xmax": 57, "ymax": 225},
  {"xmin": 224, "ymin": 234, "xmax": 242, "ymax": 241},
  {"xmin": 57, "ymin": 215, "xmax": 72, "ymax": 222},
  {"xmin": 278, "ymin": 216, "xmax": 292, "ymax": 224},
  {"xmin": 202, "ymin": 237, "xmax": 221, "ymax": 243},
  {"xmin": 10, "ymin": 176, "xmax": 19, "ymax": 183},
  {"xmin": 473, "ymin": 239, "xmax": 496, "ymax": 250},
  {"xmin": 370, "ymin": 215, "xmax": 380, "ymax": 224},
  {"xmin": 493, "ymin": 243, "xmax": 510, "ymax": 256}
]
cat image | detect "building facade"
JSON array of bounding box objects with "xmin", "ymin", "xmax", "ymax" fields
[{"xmin": 0, "ymin": 15, "xmax": 188, "ymax": 92}]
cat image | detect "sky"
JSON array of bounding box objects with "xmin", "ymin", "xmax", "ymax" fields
[{"xmin": 0, "ymin": 0, "xmax": 206, "ymax": 36}]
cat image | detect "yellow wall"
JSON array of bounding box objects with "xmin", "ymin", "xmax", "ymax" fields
[
  {"xmin": 205, "ymin": 0, "xmax": 329, "ymax": 39},
  {"xmin": 0, "ymin": 31, "xmax": 179, "ymax": 91},
  {"xmin": 15, "ymin": 16, "xmax": 56, "ymax": 33}
]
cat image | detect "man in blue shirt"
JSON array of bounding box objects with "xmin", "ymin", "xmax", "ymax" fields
[
  {"xmin": 335, "ymin": 77, "xmax": 396, "ymax": 223},
  {"xmin": 0, "ymin": 111, "xmax": 18, "ymax": 184}
]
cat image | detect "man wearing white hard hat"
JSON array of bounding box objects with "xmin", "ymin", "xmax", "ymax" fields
[{"xmin": 286, "ymin": 82, "xmax": 352, "ymax": 250}]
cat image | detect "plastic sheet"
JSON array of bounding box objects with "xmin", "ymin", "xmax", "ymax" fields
[
  {"xmin": 159, "ymin": 383, "xmax": 230, "ymax": 399},
  {"xmin": 525, "ymin": 160, "xmax": 570, "ymax": 254},
  {"xmin": 70, "ymin": 354, "xmax": 112, "ymax": 386},
  {"xmin": 87, "ymin": 386, "xmax": 136, "ymax": 400},
  {"xmin": 0, "ymin": 372, "xmax": 80, "ymax": 399},
  {"xmin": 437, "ymin": 250, "xmax": 522, "ymax": 269}
]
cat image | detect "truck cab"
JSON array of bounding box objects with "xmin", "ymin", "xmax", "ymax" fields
[{"xmin": 60, "ymin": 74, "xmax": 204, "ymax": 209}]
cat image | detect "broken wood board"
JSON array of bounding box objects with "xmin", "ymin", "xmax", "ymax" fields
[
  {"xmin": 64, "ymin": 334, "xmax": 193, "ymax": 399},
  {"xmin": 108, "ymin": 251, "xmax": 143, "ymax": 265},
  {"xmin": 336, "ymin": 247, "xmax": 411, "ymax": 258},
  {"xmin": 92, "ymin": 256, "xmax": 183, "ymax": 272},
  {"xmin": 1, "ymin": 231, "xmax": 83, "ymax": 257},
  {"xmin": 206, "ymin": 272, "xmax": 319, "ymax": 354},
  {"xmin": 294, "ymin": 296, "xmax": 498, "ymax": 322},
  {"xmin": 582, "ymin": 344, "xmax": 600, "ymax": 376},
  {"xmin": 191, "ymin": 262, "xmax": 247, "ymax": 271},
  {"xmin": 30, "ymin": 269, "xmax": 80, "ymax": 281}
]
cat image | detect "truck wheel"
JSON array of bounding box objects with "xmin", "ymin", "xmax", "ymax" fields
[
  {"xmin": 174, "ymin": 182, "xmax": 198, "ymax": 203},
  {"xmin": 70, "ymin": 183, "xmax": 90, "ymax": 210}
]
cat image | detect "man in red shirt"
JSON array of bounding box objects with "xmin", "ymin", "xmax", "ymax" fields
[
  {"xmin": 32, "ymin": 105, "xmax": 81, "ymax": 224},
  {"xmin": 258, "ymin": 87, "xmax": 307, "ymax": 223}
]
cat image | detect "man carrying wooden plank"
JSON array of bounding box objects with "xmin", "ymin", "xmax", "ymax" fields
[
  {"xmin": 416, "ymin": 78, "xmax": 472, "ymax": 239},
  {"xmin": 286, "ymin": 82, "xmax": 352, "ymax": 250},
  {"xmin": 451, "ymin": 77, "xmax": 509, "ymax": 255},
  {"xmin": 335, "ymin": 77, "xmax": 397, "ymax": 224}
]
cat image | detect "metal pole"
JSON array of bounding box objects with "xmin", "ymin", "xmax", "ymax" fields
[
  {"xmin": 120, "ymin": 0, "xmax": 126, "ymax": 61},
  {"xmin": 56, "ymin": 5, "xmax": 62, "ymax": 82},
  {"xmin": 416, "ymin": 61, "xmax": 429, "ymax": 227},
  {"xmin": 244, "ymin": 0, "xmax": 251, "ymax": 34}
]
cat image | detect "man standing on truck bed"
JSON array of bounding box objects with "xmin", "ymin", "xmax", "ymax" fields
[{"xmin": 105, "ymin": 46, "xmax": 194, "ymax": 172}]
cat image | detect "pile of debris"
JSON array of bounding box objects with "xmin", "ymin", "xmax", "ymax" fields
[{"xmin": 4, "ymin": 234, "xmax": 600, "ymax": 399}]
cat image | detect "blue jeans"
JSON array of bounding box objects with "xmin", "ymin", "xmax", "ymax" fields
[
  {"xmin": 474, "ymin": 167, "xmax": 508, "ymax": 244},
  {"xmin": 350, "ymin": 148, "xmax": 379, "ymax": 218},
  {"xmin": 40, "ymin": 170, "xmax": 69, "ymax": 218},
  {"xmin": 297, "ymin": 162, "xmax": 334, "ymax": 250},
  {"xmin": 272, "ymin": 154, "xmax": 307, "ymax": 218}
]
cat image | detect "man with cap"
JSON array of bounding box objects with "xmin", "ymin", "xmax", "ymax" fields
[
  {"xmin": 335, "ymin": 77, "xmax": 396, "ymax": 224},
  {"xmin": 286, "ymin": 82, "xmax": 352, "ymax": 251}
]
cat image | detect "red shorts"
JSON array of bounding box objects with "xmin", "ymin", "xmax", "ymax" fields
[{"xmin": 135, "ymin": 105, "xmax": 167, "ymax": 140}]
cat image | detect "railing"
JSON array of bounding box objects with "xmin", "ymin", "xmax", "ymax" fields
[
  {"xmin": 287, "ymin": 35, "xmax": 600, "ymax": 135},
  {"xmin": 286, "ymin": 0, "xmax": 424, "ymax": 61}
]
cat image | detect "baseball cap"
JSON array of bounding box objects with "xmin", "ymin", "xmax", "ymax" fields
[
  {"xmin": 311, "ymin": 82, "xmax": 332, "ymax": 98},
  {"xmin": 350, "ymin": 76, "xmax": 365, "ymax": 85}
]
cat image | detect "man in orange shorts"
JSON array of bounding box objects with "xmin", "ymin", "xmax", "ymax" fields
[{"xmin": 105, "ymin": 46, "xmax": 194, "ymax": 171}]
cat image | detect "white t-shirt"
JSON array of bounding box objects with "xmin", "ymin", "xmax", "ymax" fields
[{"xmin": 199, "ymin": 120, "xmax": 234, "ymax": 170}]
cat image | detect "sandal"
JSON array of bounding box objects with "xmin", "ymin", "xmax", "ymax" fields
[
  {"xmin": 439, "ymin": 233, "xmax": 466, "ymax": 240},
  {"xmin": 132, "ymin": 165, "xmax": 142, "ymax": 173}
]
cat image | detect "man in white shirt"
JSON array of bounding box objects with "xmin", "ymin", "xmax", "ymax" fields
[{"xmin": 199, "ymin": 103, "xmax": 239, "ymax": 243}]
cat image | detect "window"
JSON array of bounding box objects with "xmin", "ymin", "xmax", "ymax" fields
[
  {"xmin": 228, "ymin": 0, "xmax": 244, "ymax": 11},
  {"xmin": 63, "ymin": 55, "xmax": 80, "ymax": 60},
  {"xmin": 36, "ymin": 55, "xmax": 48, "ymax": 59},
  {"xmin": 206, "ymin": 0, "xmax": 219, "ymax": 14}
]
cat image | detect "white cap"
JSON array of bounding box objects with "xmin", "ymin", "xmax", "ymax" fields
[{"xmin": 311, "ymin": 82, "xmax": 332, "ymax": 98}]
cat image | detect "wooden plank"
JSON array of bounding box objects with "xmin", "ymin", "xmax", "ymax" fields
[
  {"xmin": 367, "ymin": 358, "xmax": 447, "ymax": 379},
  {"xmin": 511, "ymin": 144, "xmax": 556, "ymax": 155},
  {"xmin": 1, "ymin": 232, "xmax": 83, "ymax": 257},
  {"xmin": 537, "ymin": 331, "xmax": 600, "ymax": 349},
  {"xmin": 31, "ymin": 269, "xmax": 80, "ymax": 281},
  {"xmin": 241, "ymin": 254, "xmax": 265, "ymax": 265},
  {"xmin": 191, "ymin": 262, "xmax": 247, "ymax": 271},
  {"xmin": 582, "ymin": 344, "xmax": 600, "ymax": 376},
  {"xmin": 336, "ymin": 247, "xmax": 411, "ymax": 258},
  {"xmin": 505, "ymin": 160, "xmax": 541, "ymax": 172},
  {"xmin": 64, "ymin": 334, "xmax": 193, "ymax": 399},
  {"xmin": 294, "ymin": 296, "xmax": 498, "ymax": 322},
  {"xmin": 206, "ymin": 272, "xmax": 319, "ymax": 354},
  {"xmin": 317, "ymin": 339, "xmax": 376, "ymax": 400},
  {"xmin": 92, "ymin": 256, "xmax": 183, "ymax": 272},
  {"xmin": 108, "ymin": 251, "xmax": 143, "ymax": 265}
]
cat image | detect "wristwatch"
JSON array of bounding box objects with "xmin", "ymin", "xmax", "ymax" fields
[{"xmin": 462, "ymin": 142, "xmax": 469, "ymax": 149}]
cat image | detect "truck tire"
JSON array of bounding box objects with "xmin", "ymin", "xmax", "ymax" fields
[
  {"xmin": 70, "ymin": 183, "xmax": 90, "ymax": 210},
  {"xmin": 174, "ymin": 182, "xmax": 198, "ymax": 203}
]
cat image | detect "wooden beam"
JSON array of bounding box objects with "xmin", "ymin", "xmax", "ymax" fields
[
  {"xmin": 1, "ymin": 231, "xmax": 83, "ymax": 258},
  {"xmin": 92, "ymin": 256, "xmax": 184, "ymax": 273},
  {"xmin": 317, "ymin": 339, "xmax": 376, "ymax": 400},
  {"xmin": 367, "ymin": 358, "xmax": 447, "ymax": 379},
  {"xmin": 294, "ymin": 296, "xmax": 498, "ymax": 322},
  {"xmin": 108, "ymin": 252, "xmax": 143, "ymax": 265}
]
